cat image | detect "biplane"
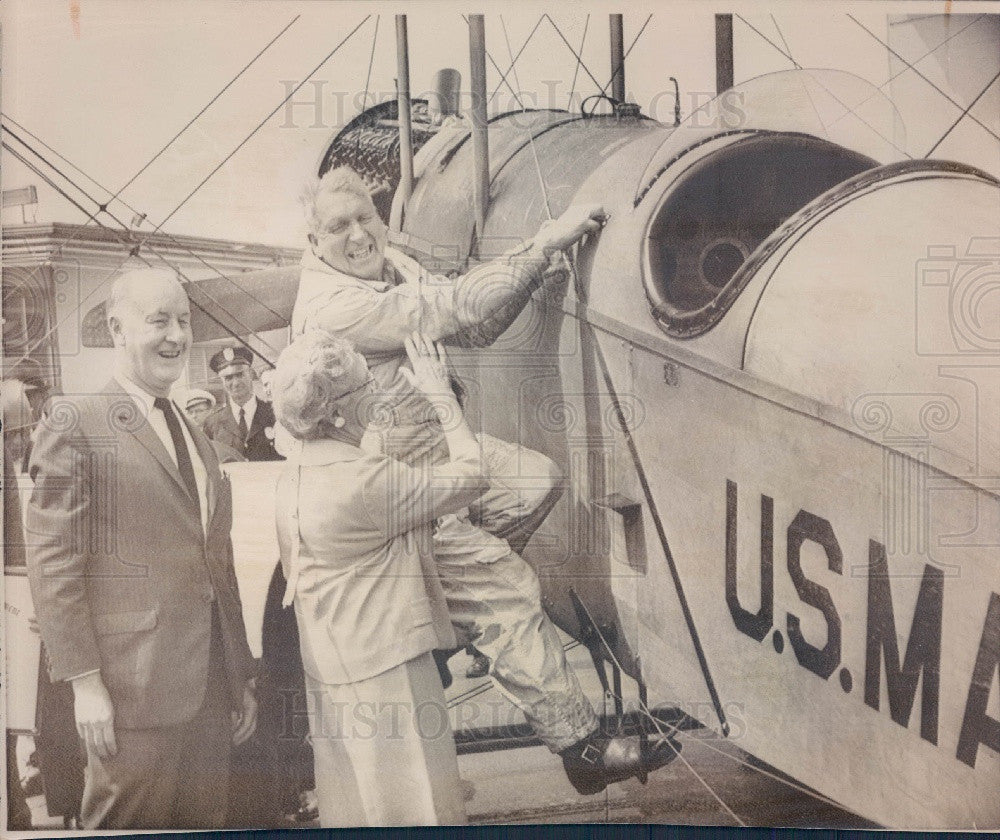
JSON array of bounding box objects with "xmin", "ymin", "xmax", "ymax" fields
[{"xmin": 10, "ymin": 9, "xmax": 999, "ymax": 829}]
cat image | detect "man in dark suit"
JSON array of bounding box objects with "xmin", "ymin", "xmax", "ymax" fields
[
  {"xmin": 26, "ymin": 267, "xmax": 257, "ymax": 830},
  {"xmin": 202, "ymin": 347, "xmax": 280, "ymax": 462}
]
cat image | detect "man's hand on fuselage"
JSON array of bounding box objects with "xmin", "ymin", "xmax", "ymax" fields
[{"xmin": 530, "ymin": 204, "xmax": 607, "ymax": 257}]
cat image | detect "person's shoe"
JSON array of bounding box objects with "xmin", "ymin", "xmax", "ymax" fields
[
  {"xmin": 465, "ymin": 651, "xmax": 490, "ymax": 679},
  {"xmin": 294, "ymin": 789, "xmax": 319, "ymax": 823},
  {"xmin": 560, "ymin": 732, "xmax": 681, "ymax": 796}
]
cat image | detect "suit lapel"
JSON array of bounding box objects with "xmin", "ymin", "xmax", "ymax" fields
[
  {"xmin": 103, "ymin": 382, "xmax": 190, "ymax": 499},
  {"xmin": 180, "ymin": 407, "xmax": 218, "ymax": 527}
]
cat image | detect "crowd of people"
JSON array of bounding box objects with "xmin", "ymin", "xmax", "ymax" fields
[{"xmin": 13, "ymin": 165, "xmax": 679, "ymax": 829}]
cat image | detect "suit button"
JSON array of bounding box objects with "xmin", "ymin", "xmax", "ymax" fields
[{"xmin": 203, "ymin": 590, "xmax": 214, "ymax": 603}]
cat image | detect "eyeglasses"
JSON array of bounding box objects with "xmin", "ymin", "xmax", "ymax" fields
[{"xmin": 330, "ymin": 376, "xmax": 375, "ymax": 403}]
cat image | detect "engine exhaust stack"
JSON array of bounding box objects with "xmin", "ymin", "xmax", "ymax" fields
[{"xmin": 429, "ymin": 68, "xmax": 462, "ymax": 123}]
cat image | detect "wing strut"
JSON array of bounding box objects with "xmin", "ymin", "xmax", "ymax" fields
[{"xmin": 582, "ymin": 313, "xmax": 731, "ymax": 737}]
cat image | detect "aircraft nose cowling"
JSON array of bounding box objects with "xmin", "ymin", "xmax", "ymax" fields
[{"xmin": 742, "ymin": 162, "xmax": 1000, "ymax": 489}]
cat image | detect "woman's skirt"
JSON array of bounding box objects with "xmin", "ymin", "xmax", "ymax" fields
[{"xmin": 305, "ymin": 651, "xmax": 466, "ymax": 827}]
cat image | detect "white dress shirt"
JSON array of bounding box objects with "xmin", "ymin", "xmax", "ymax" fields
[
  {"xmin": 230, "ymin": 395, "xmax": 257, "ymax": 433},
  {"xmin": 116, "ymin": 376, "xmax": 210, "ymax": 532}
]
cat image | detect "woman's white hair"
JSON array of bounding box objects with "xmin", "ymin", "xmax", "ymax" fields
[
  {"xmin": 272, "ymin": 329, "xmax": 363, "ymax": 440},
  {"xmin": 301, "ymin": 166, "xmax": 373, "ymax": 236}
]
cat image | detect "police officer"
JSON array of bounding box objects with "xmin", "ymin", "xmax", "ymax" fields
[{"xmin": 203, "ymin": 347, "xmax": 280, "ymax": 462}]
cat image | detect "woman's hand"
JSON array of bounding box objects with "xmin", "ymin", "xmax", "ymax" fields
[{"xmin": 401, "ymin": 333, "xmax": 452, "ymax": 400}]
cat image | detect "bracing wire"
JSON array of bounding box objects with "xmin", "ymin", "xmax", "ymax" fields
[
  {"xmin": 112, "ymin": 15, "xmax": 301, "ymax": 204},
  {"xmin": 733, "ymin": 14, "xmax": 913, "ymax": 159},
  {"xmin": 151, "ymin": 15, "xmax": 372, "ymax": 234},
  {"xmin": 500, "ymin": 16, "xmax": 525, "ymax": 102},
  {"xmin": 735, "ymin": 14, "xmax": 797, "ymax": 67},
  {"xmin": 827, "ymin": 14, "xmax": 983, "ymax": 132},
  {"xmin": 770, "ymin": 14, "xmax": 797, "ymax": 67},
  {"xmin": 925, "ymin": 67, "xmax": 1000, "ymax": 157},
  {"xmin": 488, "ymin": 16, "xmax": 544, "ymax": 108},
  {"xmin": 597, "ymin": 14, "xmax": 653, "ymax": 101},
  {"xmin": 361, "ymin": 15, "xmax": 380, "ymax": 114},
  {"xmin": 462, "ymin": 14, "xmax": 526, "ymax": 110},
  {"xmin": 544, "ymin": 14, "xmax": 605, "ymax": 96},
  {"xmin": 3, "ymin": 128, "xmax": 283, "ymax": 348},
  {"xmin": 5, "ymin": 15, "xmax": 368, "ymax": 356},
  {"xmin": 2, "ymin": 121, "xmax": 290, "ymax": 329},
  {"xmin": 848, "ymin": 14, "xmax": 1000, "ymax": 146},
  {"xmin": 3, "ymin": 138, "xmax": 280, "ymax": 367},
  {"xmin": 567, "ymin": 16, "xmax": 591, "ymax": 109}
]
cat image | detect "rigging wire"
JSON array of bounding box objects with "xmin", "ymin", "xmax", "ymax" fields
[
  {"xmin": 3, "ymin": 127, "xmax": 282, "ymax": 344},
  {"xmin": 500, "ymin": 16, "xmax": 525, "ymax": 102},
  {"xmin": 848, "ymin": 14, "xmax": 1000, "ymax": 146},
  {"xmin": 733, "ymin": 14, "xmax": 912, "ymax": 160},
  {"xmin": 543, "ymin": 15, "xmax": 606, "ymax": 96},
  {"xmin": 461, "ymin": 14, "xmax": 526, "ymax": 110},
  {"xmin": 2, "ymin": 113, "xmax": 141, "ymax": 220},
  {"xmin": 597, "ymin": 14, "xmax": 653, "ymax": 101},
  {"xmin": 925, "ymin": 67, "xmax": 1000, "ymax": 157},
  {"xmin": 3, "ymin": 122, "xmax": 290, "ymax": 332},
  {"xmin": 3, "ymin": 138, "xmax": 280, "ymax": 366},
  {"xmin": 735, "ymin": 14, "xmax": 797, "ymax": 67},
  {"xmin": 361, "ymin": 15, "xmax": 380, "ymax": 114},
  {"xmin": 567, "ymin": 16, "xmax": 591, "ymax": 110},
  {"xmin": 826, "ymin": 14, "xmax": 983, "ymax": 133},
  {"xmin": 766, "ymin": 17, "xmax": 831, "ymax": 138},
  {"xmin": 488, "ymin": 16, "xmax": 544, "ymax": 107},
  {"xmin": 2, "ymin": 141, "xmax": 95, "ymax": 221},
  {"xmin": 112, "ymin": 15, "xmax": 301, "ymax": 205},
  {"xmin": 770, "ymin": 14, "xmax": 797, "ymax": 66},
  {"xmin": 567, "ymin": 593, "xmax": 744, "ymax": 826},
  {"xmin": 152, "ymin": 15, "xmax": 372, "ymax": 234}
]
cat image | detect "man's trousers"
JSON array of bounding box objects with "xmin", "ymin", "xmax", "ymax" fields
[
  {"xmin": 79, "ymin": 609, "xmax": 232, "ymax": 830},
  {"xmin": 375, "ymin": 426, "xmax": 599, "ymax": 752}
]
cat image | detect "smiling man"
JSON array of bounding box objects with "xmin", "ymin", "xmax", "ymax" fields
[
  {"xmin": 26, "ymin": 267, "xmax": 257, "ymax": 829},
  {"xmin": 291, "ymin": 167, "xmax": 679, "ymax": 797}
]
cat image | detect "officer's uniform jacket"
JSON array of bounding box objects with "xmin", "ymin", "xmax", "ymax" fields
[{"xmin": 203, "ymin": 398, "xmax": 281, "ymax": 462}]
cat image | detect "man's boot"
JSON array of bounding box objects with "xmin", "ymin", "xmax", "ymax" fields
[{"xmin": 560, "ymin": 731, "xmax": 681, "ymax": 796}]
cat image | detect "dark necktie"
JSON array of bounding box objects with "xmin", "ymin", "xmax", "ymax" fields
[
  {"xmin": 153, "ymin": 397, "xmax": 199, "ymax": 506},
  {"xmin": 237, "ymin": 406, "xmax": 249, "ymax": 446}
]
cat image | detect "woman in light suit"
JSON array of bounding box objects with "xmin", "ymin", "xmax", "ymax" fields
[{"xmin": 271, "ymin": 329, "xmax": 487, "ymax": 827}]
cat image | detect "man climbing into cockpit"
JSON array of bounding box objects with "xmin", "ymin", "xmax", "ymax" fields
[{"xmin": 287, "ymin": 165, "xmax": 680, "ymax": 795}]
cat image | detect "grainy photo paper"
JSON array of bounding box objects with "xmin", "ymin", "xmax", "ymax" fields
[{"xmin": 2, "ymin": 0, "xmax": 998, "ymax": 833}]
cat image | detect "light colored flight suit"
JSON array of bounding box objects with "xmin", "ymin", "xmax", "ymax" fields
[{"xmin": 290, "ymin": 246, "xmax": 598, "ymax": 750}]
